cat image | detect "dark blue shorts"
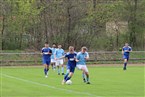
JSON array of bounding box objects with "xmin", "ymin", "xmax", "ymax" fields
[
  {"xmin": 67, "ymin": 65, "xmax": 75, "ymax": 73},
  {"xmin": 42, "ymin": 59, "xmax": 51, "ymax": 65},
  {"xmin": 123, "ymin": 56, "xmax": 129, "ymax": 61}
]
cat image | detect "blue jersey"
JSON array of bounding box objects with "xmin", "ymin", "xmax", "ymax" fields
[
  {"xmin": 55, "ymin": 48, "xmax": 64, "ymax": 58},
  {"xmin": 65, "ymin": 52, "xmax": 77, "ymax": 68},
  {"xmin": 122, "ymin": 46, "xmax": 132, "ymax": 57},
  {"xmin": 41, "ymin": 47, "xmax": 52, "ymax": 61},
  {"xmin": 50, "ymin": 47, "xmax": 56, "ymax": 59},
  {"xmin": 76, "ymin": 52, "xmax": 89, "ymax": 65}
]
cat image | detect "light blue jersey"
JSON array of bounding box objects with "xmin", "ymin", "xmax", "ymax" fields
[
  {"xmin": 76, "ymin": 52, "xmax": 89, "ymax": 65},
  {"xmin": 51, "ymin": 47, "xmax": 56, "ymax": 59},
  {"xmin": 55, "ymin": 48, "xmax": 65, "ymax": 58}
]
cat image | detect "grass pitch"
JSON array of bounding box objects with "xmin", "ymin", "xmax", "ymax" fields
[{"xmin": 0, "ymin": 65, "xmax": 144, "ymax": 97}]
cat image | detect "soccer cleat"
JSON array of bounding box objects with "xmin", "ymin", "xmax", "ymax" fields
[
  {"xmin": 83, "ymin": 78, "xmax": 86, "ymax": 83},
  {"xmin": 123, "ymin": 68, "xmax": 127, "ymax": 70},
  {"xmin": 86, "ymin": 82, "xmax": 91, "ymax": 84},
  {"xmin": 58, "ymin": 73, "xmax": 60, "ymax": 75},
  {"xmin": 61, "ymin": 80, "xmax": 65, "ymax": 85},
  {"xmin": 62, "ymin": 73, "xmax": 65, "ymax": 75}
]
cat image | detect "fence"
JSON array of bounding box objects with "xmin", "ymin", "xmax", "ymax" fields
[{"xmin": 0, "ymin": 51, "xmax": 144, "ymax": 66}]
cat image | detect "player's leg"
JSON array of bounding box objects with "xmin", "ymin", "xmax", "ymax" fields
[
  {"xmin": 43, "ymin": 59, "xmax": 48, "ymax": 77},
  {"xmin": 52, "ymin": 59, "xmax": 56, "ymax": 70},
  {"xmin": 60, "ymin": 59, "xmax": 64, "ymax": 75},
  {"xmin": 123, "ymin": 58, "xmax": 128, "ymax": 70},
  {"xmin": 45, "ymin": 61, "xmax": 50, "ymax": 77},
  {"xmin": 82, "ymin": 66, "xmax": 90, "ymax": 84},
  {"xmin": 56, "ymin": 60, "xmax": 60, "ymax": 75},
  {"xmin": 65, "ymin": 67, "xmax": 75, "ymax": 81}
]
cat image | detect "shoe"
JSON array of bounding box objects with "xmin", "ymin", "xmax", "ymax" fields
[
  {"xmin": 61, "ymin": 80, "xmax": 65, "ymax": 85},
  {"xmin": 62, "ymin": 73, "xmax": 65, "ymax": 75},
  {"xmin": 83, "ymin": 78, "xmax": 86, "ymax": 83},
  {"xmin": 123, "ymin": 68, "xmax": 127, "ymax": 70},
  {"xmin": 58, "ymin": 73, "xmax": 60, "ymax": 75},
  {"xmin": 86, "ymin": 82, "xmax": 91, "ymax": 84},
  {"xmin": 45, "ymin": 75, "xmax": 48, "ymax": 78}
]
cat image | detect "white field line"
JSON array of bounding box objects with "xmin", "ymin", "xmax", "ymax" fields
[{"xmin": 1, "ymin": 74, "xmax": 101, "ymax": 97}]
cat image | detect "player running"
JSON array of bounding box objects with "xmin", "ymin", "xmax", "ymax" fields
[
  {"xmin": 55, "ymin": 45, "xmax": 65, "ymax": 75},
  {"xmin": 122, "ymin": 43, "xmax": 132, "ymax": 70},
  {"xmin": 61, "ymin": 46, "xmax": 77, "ymax": 84},
  {"xmin": 50, "ymin": 43, "xmax": 57, "ymax": 70},
  {"xmin": 76, "ymin": 47, "xmax": 90, "ymax": 84},
  {"xmin": 41, "ymin": 42, "xmax": 52, "ymax": 78}
]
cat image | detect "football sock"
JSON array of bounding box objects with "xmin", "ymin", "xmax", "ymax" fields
[
  {"xmin": 65, "ymin": 76, "xmax": 71, "ymax": 82},
  {"xmin": 44, "ymin": 68, "xmax": 47, "ymax": 75},
  {"xmin": 86, "ymin": 76, "xmax": 89, "ymax": 82},
  {"xmin": 46, "ymin": 68, "xmax": 49, "ymax": 75},
  {"xmin": 64, "ymin": 73, "xmax": 69, "ymax": 80},
  {"xmin": 61, "ymin": 67, "xmax": 64, "ymax": 73},
  {"xmin": 124, "ymin": 62, "xmax": 127, "ymax": 69},
  {"xmin": 82, "ymin": 73, "xmax": 86, "ymax": 82},
  {"xmin": 58, "ymin": 68, "xmax": 60, "ymax": 74}
]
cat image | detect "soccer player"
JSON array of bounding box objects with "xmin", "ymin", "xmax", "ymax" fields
[
  {"xmin": 76, "ymin": 47, "xmax": 90, "ymax": 84},
  {"xmin": 122, "ymin": 43, "xmax": 132, "ymax": 70},
  {"xmin": 60, "ymin": 46, "xmax": 77, "ymax": 84},
  {"xmin": 41, "ymin": 42, "xmax": 52, "ymax": 78},
  {"xmin": 50, "ymin": 43, "xmax": 57, "ymax": 70},
  {"xmin": 55, "ymin": 44, "xmax": 65, "ymax": 75}
]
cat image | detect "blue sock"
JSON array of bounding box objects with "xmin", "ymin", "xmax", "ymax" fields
[
  {"xmin": 64, "ymin": 73, "xmax": 69, "ymax": 80},
  {"xmin": 61, "ymin": 67, "xmax": 64, "ymax": 73},
  {"xmin": 65, "ymin": 76, "xmax": 71, "ymax": 82},
  {"xmin": 44, "ymin": 68, "xmax": 47, "ymax": 75},
  {"xmin": 124, "ymin": 63, "xmax": 127, "ymax": 69}
]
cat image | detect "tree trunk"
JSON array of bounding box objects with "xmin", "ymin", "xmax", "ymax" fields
[{"xmin": 1, "ymin": 15, "xmax": 5, "ymax": 50}]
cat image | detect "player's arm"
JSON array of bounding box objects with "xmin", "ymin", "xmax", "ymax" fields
[
  {"xmin": 48, "ymin": 49, "xmax": 52, "ymax": 55},
  {"xmin": 85, "ymin": 52, "xmax": 89, "ymax": 60},
  {"xmin": 128, "ymin": 47, "xmax": 132, "ymax": 52},
  {"xmin": 58, "ymin": 52, "xmax": 67, "ymax": 59},
  {"xmin": 41, "ymin": 48, "xmax": 44, "ymax": 55},
  {"xmin": 75, "ymin": 54, "xmax": 80, "ymax": 62},
  {"xmin": 122, "ymin": 48, "xmax": 124, "ymax": 54},
  {"xmin": 54, "ymin": 50, "xmax": 57, "ymax": 60}
]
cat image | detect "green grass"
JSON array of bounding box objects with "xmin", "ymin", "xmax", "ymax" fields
[{"xmin": 0, "ymin": 66, "xmax": 144, "ymax": 97}]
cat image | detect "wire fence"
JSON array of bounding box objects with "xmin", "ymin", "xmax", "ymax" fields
[{"xmin": 0, "ymin": 51, "xmax": 145, "ymax": 66}]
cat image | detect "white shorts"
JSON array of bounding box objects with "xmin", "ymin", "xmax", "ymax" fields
[
  {"xmin": 56, "ymin": 59, "xmax": 64, "ymax": 66},
  {"xmin": 76, "ymin": 65, "xmax": 89, "ymax": 72},
  {"xmin": 51, "ymin": 59, "xmax": 56, "ymax": 63}
]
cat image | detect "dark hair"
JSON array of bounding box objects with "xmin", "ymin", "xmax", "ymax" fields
[{"xmin": 45, "ymin": 42, "xmax": 48, "ymax": 44}]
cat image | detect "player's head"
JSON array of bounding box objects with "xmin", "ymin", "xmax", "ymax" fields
[
  {"xmin": 52, "ymin": 43, "xmax": 56, "ymax": 48},
  {"xmin": 58, "ymin": 45, "xmax": 62, "ymax": 49},
  {"xmin": 69, "ymin": 46, "xmax": 74, "ymax": 53},
  {"xmin": 81, "ymin": 46, "xmax": 87, "ymax": 53},
  {"xmin": 125, "ymin": 43, "xmax": 129, "ymax": 47},
  {"xmin": 45, "ymin": 42, "xmax": 49, "ymax": 47}
]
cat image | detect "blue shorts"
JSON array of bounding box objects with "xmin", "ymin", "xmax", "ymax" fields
[
  {"xmin": 123, "ymin": 56, "xmax": 129, "ymax": 61},
  {"xmin": 67, "ymin": 65, "xmax": 75, "ymax": 73},
  {"xmin": 42, "ymin": 59, "xmax": 51, "ymax": 65}
]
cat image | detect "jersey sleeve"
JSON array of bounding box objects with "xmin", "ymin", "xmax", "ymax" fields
[
  {"xmin": 62, "ymin": 49, "xmax": 65, "ymax": 55},
  {"xmin": 129, "ymin": 47, "xmax": 132, "ymax": 51},
  {"xmin": 41, "ymin": 48, "xmax": 44, "ymax": 53},
  {"xmin": 65, "ymin": 54, "xmax": 68, "ymax": 58},
  {"xmin": 76, "ymin": 53, "xmax": 80, "ymax": 60},
  {"xmin": 86, "ymin": 52, "xmax": 89, "ymax": 58}
]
